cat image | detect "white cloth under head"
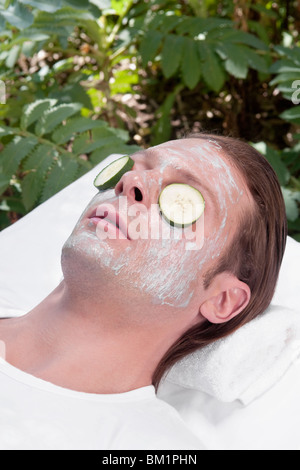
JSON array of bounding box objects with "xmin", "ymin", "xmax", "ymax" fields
[{"xmin": 165, "ymin": 304, "xmax": 300, "ymax": 405}]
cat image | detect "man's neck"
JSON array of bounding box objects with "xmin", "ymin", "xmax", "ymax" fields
[{"xmin": 0, "ymin": 281, "xmax": 182, "ymax": 394}]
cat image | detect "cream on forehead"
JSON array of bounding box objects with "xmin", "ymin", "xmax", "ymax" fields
[{"xmin": 151, "ymin": 139, "xmax": 244, "ymax": 206}]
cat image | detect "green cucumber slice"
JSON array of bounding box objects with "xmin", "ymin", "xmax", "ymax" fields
[
  {"xmin": 94, "ymin": 156, "xmax": 135, "ymax": 191},
  {"xmin": 159, "ymin": 184, "xmax": 205, "ymax": 228}
]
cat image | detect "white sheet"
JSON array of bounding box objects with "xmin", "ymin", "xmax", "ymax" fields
[{"xmin": 1, "ymin": 154, "xmax": 300, "ymax": 450}]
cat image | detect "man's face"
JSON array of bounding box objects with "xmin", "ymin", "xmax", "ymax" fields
[{"xmin": 62, "ymin": 138, "xmax": 249, "ymax": 317}]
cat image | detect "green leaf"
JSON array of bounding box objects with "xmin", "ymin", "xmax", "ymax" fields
[
  {"xmin": 50, "ymin": 82, "xmax": 92, "ymax": 110},
  {"xmin": 22, "ymin": 143, "xmax": 55, "ymax": 172},
  {"xmin": 35, "ymin": 103, "xmax": 82, "ymax": 136},
  {"xmin": 151, "ymin": 84, "xmax": 183, "ymax": 146},
  {"xmin": 0, "ymin": 136, "xmax": 38, "ymax": 179},
  {"xmin": 34, "ymin": 7, "xmax": 94, "ymax": 30},
  {"xmin": 89, "ymin": 0, "xmax": 110, "ymax": 8},
  {"xmin": 63, "ymin": 0, "xmax": 90, "ymax": 8},
  {"xmin": 246, "ymin": 49, "xmax": 270, "ymax": 74},
  {"xmin": 208, "ymin": 28, "xmax": 269, "ymax": 51},
  {"xmin": 21, "ymin": 99, "xmax": 58, "ymax": 130},
  {"xmin": 176, "ymin": 17, "xmax": 233, "ymax": 36},
  {"xmin": 0, "ymin": 197, "xmax": 26, "ymax": 215},
  {"xmin": 270, "ymin": 72, "xmax": 300, "ymax": 86},
  {"xmin": 110, "ymin": 69, "xmax": 139, "ymax": 95},
  {"xmin": 161, "ymin": 35, "xmax": 184, "ymax": 79},
  {"xmin": 181, "ymin": 38, "xmax": 202, "ymax": 90},
  {"xmin": 111, "ymin": 0, "xmax": 129, "ymax": 14},
  {"xmin": 274, "ymin": 46, "xmax": 300, "ymax": 66},
  {"xmin": 52, "ymin": 117, "xmax": 107, "ymax": 144},
  {"xmin": 5, "ymin": 44, "xmax": 20, "ymax": 68},
  {"xmin": 21, "ymin": 144, "xmax": 55, "ymax": 210},
  {"xmin": 269, "ymin": 59, "xmax": 300, "ymax": 74},
  {"xmin": 72, "ymin": 127, "xmax": 122, "ymax": 155},
  {"xmin": 198, "ymin": 42, "xmax": 226, "ymax": 92},
  {"xmin": 18, "ymin": 0, "xmax": 62, "ymax": 13},
  {"xmin": 139, "ymin": 30, "xmax": 163, "ymax": 67},
  {"xmin": 266, "ymin": 149, "xmax": 290, "ymax": 186},
  {"xmin": 21, "ymin": 158, "xmax": 54, "ymax": 210},
  {"xmin": 157, "ymin": 14, "xmax": 182, "ymax": 34},
  {"xmin": 251, "ymin": 142, "xmax": 290, "ymax": 186},
  {"xmin": 0, "ymin": 125, "xmax": 14, "ymax": 137},
  {"xmin": 0, "ymin": 174, "xmax": 10, "ymax": 196},
  {"xmin": 292, "ymin": 233, "xmax": 300, "ymax": 242},
  {"xmin": 41, "ymin": 157, "xmax": 79, "ymax": 202},
  {"xmin": 0, "ymin": 1, "xmax": 34, "ymax": 29},
  {"xmin": 280, "ymin": 106, "xmax": 300, "ymax": 123},
  {"xmin": 216, "ymin": 44, "xmax": 248, "ymax": 79},
  {"xmin": 281, "ymin": 187, "xmax": 300, "ymax": 222}
]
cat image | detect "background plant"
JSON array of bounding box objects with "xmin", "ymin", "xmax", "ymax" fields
[{"xmin": 0, "ymin": 0, "xmax": 299, "ymax": 240}]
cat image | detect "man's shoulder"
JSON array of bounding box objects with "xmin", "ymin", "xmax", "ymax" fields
[{"xmin": 118, "ymin": 394, "xmax": 205, "ymax": 450}]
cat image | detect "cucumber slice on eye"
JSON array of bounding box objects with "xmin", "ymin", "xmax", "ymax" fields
[
  {"xmin": 159, "ymin": 184, "xmax": 205, "ymax": 228},
  {"xmin": 94, "ymin": 155, "xmax": 135, "ymax": 190}
]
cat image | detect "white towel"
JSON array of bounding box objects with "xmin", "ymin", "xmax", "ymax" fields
[{"xmin": 165, "ymin": 305, "xmax": 300, "ymax": 405}]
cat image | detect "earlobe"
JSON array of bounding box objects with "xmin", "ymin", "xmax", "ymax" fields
[{"xmin": 199, "ymin": 276, "xmax": 251, "ymax": 325}]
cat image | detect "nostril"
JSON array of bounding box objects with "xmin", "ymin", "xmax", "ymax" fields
[{"xmin": 134, "ymin": 187, "xmax": 143, "ymax": 202}]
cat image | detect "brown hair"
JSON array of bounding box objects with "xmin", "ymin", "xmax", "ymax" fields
[{"xmin": 152, "ymin": 133, "xmax": 288, "ymax": 389}]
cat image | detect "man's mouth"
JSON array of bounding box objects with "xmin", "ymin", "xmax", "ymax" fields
[{"xmin": 88, "ymin": 205, "xmax": 130, "ymax": 240}]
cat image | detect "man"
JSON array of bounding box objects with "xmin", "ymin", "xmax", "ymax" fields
[{"xmin": 0, "ymin": 134, "xmax": 287, "ymax": 450}]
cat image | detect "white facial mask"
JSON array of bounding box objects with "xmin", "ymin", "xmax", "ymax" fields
[{"xmin": 62, "ymin": 139, "xmax": 246, "ymax": 310}]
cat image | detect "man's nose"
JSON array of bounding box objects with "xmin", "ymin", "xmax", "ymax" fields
[{"xmin": 115, "ymin": 171, "xmax": 151, "ymax": 207}]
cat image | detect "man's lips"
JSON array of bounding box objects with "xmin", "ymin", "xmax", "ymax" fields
[{"xmin": 88, "ymin": 205, "xmax": 130, "ymax": 240}]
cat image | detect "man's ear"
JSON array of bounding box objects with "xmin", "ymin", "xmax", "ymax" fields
[{"xmin": 199, "ymin": 273, "xmax": 251, "ymax": 324}]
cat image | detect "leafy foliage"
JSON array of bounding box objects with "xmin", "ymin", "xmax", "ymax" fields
[
  {"xmin": 0, "ymin": 98, "xmax": 139, "ymax": 218},
  {"xmin": 252, "ymin": 140, "xmax": 300, "ymax": 240},
  {"xmin": 0, "ymin": 0, "xmax": 299, "ymax": 240},
  {"xmin": 138, "ymin": 13, "xmax": 270, "ymax": 92}
]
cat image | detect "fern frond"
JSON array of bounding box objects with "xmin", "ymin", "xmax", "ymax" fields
[
  {"xmin": 0, "ymin": 97, "xmax": 141, "ymax": 217},
  {"xmin": 0, "ymin": 175, "xmax": 10, "ymax": 196},
  {"xmin": 20, "ymin": 99, "xmax": 58, "ymax": 130},
  {"xmin": 0, "ymin": 125, "xmax": 14, "ymax": 137},
  {"xmin": 0, "ymin": 135, "xmax": 38, "ymax": 178},
  {"xmin": 21, "ymin": 151, "xmax": 54, "ymax": 211},
  {"xmin": 41, "ymin": 157, "xmax": 79, "ymax": 202},
  {"xmin": 72, "ymin": 127, "xmax": 122, "ymax": 155},
  {"xmin": 22, "ymin": 143, "xmax": 56, "ymax": 172},
  {"xmin": 52, "ymin": 117, "xmax": 107, "ymax": 145},
  {"xmin": 34, "ymin": 7, "xmax": 94, "ymax": 28},
  {"xmin": 22, "ymin": 174, "xmax": 46, "ymax": 211},
  {"xmin": 35, "ymin": 102, "xmax": 82, "ymax": 137}
]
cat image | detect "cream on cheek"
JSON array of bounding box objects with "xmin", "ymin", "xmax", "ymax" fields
[
  {"xmin": 63, "ymin": 178, "xmax": 198, "ymax": 308},
  {"xmin": 129, "ymin": 239, "xmax": 198, "ymax": 308},
  {"xmin": 62, "ymin": 190, "xmax": 117, "ymax": 266},
  {"xmin": 125, "ymin": 164, "xmax": 204, "ymax": 308}
]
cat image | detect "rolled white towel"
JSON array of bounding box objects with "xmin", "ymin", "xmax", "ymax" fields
[{"xmin": 165, "ymin": 305, "xmax": 300, "ymax": 405}]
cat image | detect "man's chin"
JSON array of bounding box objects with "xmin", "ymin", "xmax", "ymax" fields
[{"xmin": 61, "ymin": 231, "xmax": 119, "ymax": 284}]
